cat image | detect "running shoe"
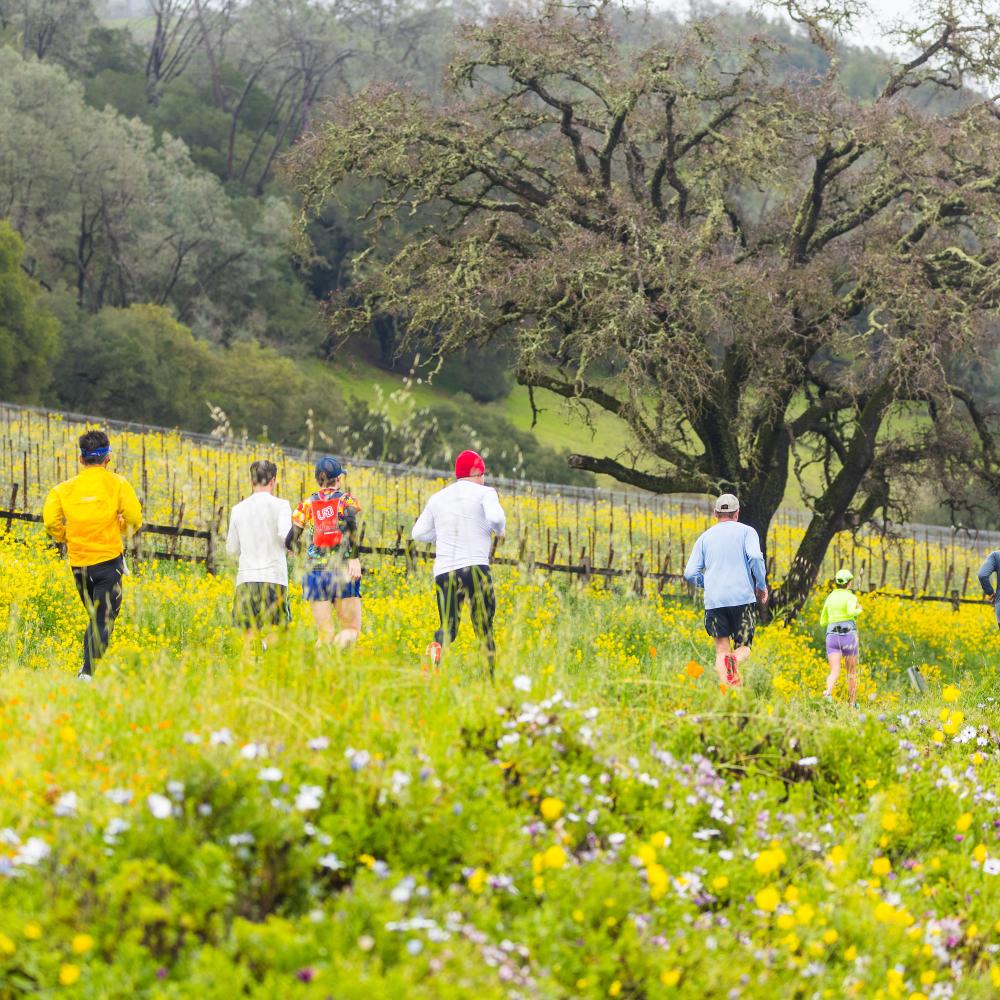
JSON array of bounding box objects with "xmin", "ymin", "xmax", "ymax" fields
[
  {"xmin": 424, "ymin": 642, "xmax": 443, "ymax": 672},
  {"xmin": 724, "ymin": 654, "xmax": 741, "ymax": 687}
]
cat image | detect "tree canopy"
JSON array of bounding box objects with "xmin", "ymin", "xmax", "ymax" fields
[
  {"xmin": 0, "ymin": 221, "xmax": 60, "ymax": 402},
  {"xmin": 288, "ymin": 0, "xmax": 1000, "ymax": 612}
]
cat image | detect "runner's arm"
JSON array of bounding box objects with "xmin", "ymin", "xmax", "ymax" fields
[
  {"xmin": 848, "ymin": 593, "xmax": 862, "ymax": 617},
  {"xmin": 978, "ymin": 551, "xmax": 1000, "ymax": 596},
  {"xmin": 42, "ymin": 488, "xmax": 66, "ymax": 544},
  {"xmin": 277, "ymin": 501, "xmax": 293, "ymax": 547},
  {"xmin": 483, "ymin": 489, "xmax": 506, "ymax": 537},
  {"xmin": 286, "ymin": 502, "xmax": 308, "ymax": 551},
  {"xmin": 119, "ymin": 480, "xmax": 143, "ymax": 536},
  {"xmin": 745, "ymin": 530, "xmax": 767, "ymax": 591},
  {"xmin": 683, "ymin": 538, "xmax": 705, "ymax": 588},
  {"xmin": 226, "ymin": 510, "xmax": 240, "ymax": 557},
  {"xmin": 412, "ymin": 503, "xmax": 436, "ymax": 543},
  {"xmin": 343, "ymin": 501, "xmax": 361, "ymax": 559}
]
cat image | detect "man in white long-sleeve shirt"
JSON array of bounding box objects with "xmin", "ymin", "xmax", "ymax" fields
[
  {"xmin": 227, "ymin": 460, "xmax": 293, "ymax": 652},
  {"xmin": 411, "ymin": 449, "xmax": 506, "ymax": 675}
]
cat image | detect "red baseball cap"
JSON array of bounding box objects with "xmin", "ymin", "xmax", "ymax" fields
[{"xmin": 454, "ymin": 450, "xmax": 486, "ymax": 478}]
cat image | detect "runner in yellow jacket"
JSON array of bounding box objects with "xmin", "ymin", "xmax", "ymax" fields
[
  {"xmin": 820, "ymin": 567, "xmax": 862, "ymax": 705},
  {"xmin": 43, "ymin": 430, "xmax": 143, "ymax": 678}
]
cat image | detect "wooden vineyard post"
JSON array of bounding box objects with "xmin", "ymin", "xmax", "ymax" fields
[
  {"xmin": 962, "ymin": 567, "xmax": 970, "ymax": 597},
  {"xmin": 205, "ymin": 506, "xmax": 224, "ymax": 575},
  {"xmin": 658, "ymin": 555, "xmax": 670, "ymax": 595},
  {"xmin": 632, "ymin": 555, "xmax": 645, "ymax": 597},
  {"xmin": 516, "ymin": 532, "xmax": 535, "ymax": 573},
  {"xmin": 5, "ymin": 484, "xmax": 18, "ymax": 533},
  {"xmin": 579, "ymin": 547, "xmax": 592, "ymax": 587},
  {"xmin": 168, "ymin": 503, "xmax": 185, "ymax": 557},
  {"xmin": 141, "ymin": 438, "xmax": 148, "ymax": 509},
  {"xmin": 131, "ymin": 518, "xmax": 142, "ymax": 564}
]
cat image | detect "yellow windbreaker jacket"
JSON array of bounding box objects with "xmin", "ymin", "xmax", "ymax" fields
[{"xmin": 42, "ymin": 466, "xmax": 143, "ymax": 567}]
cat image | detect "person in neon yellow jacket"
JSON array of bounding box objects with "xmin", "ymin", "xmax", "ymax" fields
[{"xmin": 820, "ymin": 567, "xmax": 862, "ymax": 704}]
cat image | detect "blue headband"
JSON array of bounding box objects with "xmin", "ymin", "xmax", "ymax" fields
[{"xmin": 82, "ymin": 446, "xmax": 110, "ymax": 459}]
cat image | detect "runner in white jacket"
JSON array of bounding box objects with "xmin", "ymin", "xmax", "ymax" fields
[
  {"xmin": 411, "ymin": 449, "xmax": 506, "ymax": 675},
  {"xmin": 226, "ymin": 459, "xmax": 293, "ymax": 654}
]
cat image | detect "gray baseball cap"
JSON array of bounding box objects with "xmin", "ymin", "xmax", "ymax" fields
[{"xmin": 714, "ymin": 493, "xmax": 740, "ymax": 513}]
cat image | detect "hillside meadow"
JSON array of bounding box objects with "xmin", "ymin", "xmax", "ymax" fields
[{"xmin": 2, "ymin": 522, "xmax": 1000, "ymax": 997}]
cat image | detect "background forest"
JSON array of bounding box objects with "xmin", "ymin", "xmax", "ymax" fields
[{"xmin": 0, "ymin": 0, "xmax": 992, "ymax": 495}]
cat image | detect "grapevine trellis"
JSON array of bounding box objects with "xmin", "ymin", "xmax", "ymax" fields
[{"xmin": 2, "ymin": 401, "xmax": 998, "ymax": 603}]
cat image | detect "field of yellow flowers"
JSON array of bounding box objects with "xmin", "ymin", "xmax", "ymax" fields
[
  {"xmin": 3, "ymin": 495, "xmax": 1000, "ymax": 998},
  {"xmin": 0, "ymin": 402, "xmax": 992, "ymax": 594}
]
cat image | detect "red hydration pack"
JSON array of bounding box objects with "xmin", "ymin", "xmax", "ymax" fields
[{"xmin": 310, "ymin": 493, "xmax": 346, "ymax": 548}]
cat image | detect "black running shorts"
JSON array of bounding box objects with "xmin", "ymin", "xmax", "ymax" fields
[
  {"xmin": 704, "ymin": 603, "xmax": 757, "ymax": 648},
  {"xmin": 232, "ymin": 583, "xmax": 291, "ymax": 631}
]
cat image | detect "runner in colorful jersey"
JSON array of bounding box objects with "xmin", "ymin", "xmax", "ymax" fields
[
  {"xmin": 286, "ymin": 456, "xmax": 362, "ymax": 649},
  {"xmin": 820, "ymin": 567, "xmax": 862, "ymax": 705}
]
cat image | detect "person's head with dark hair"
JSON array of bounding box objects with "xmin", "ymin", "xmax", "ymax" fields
[
  {"xmin": 314, "ymin": 456, "xmax": 345, "ymax": 489},
  {"xmin": 250, "ymin": 460, "xmax": 278, "ymax": 491},
  {"xmin": 79, "ymin": 430, "xmax": 111, "ymax": 467}
]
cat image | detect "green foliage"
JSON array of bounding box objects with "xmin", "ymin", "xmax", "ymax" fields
[
  {"xmin": 430, "ymin": 344, "xmax": 514, "ymax": 403},
  {"xmin": 0, "ymin": 48, "xmax": 318, "ymax": 351},
  {"xmin": 149, "ymin": 80, "xmax": 237, "ymax": 177},
  {"xmin": 0, "ymin": 222, "xmax": 61, "ymax": 403},
  {"xmin": 85, "ymin": 67, "xmax": 148, "ymax": 117},
  {"xmin": 51, "ymin": 304, "xmax": 347, "ymax": 445},
  {"xmin": 2, "ymin": 559, "xmax": 1000, "ymax": 996},
  {"xmin": 54, "ymin": 304, "xmax": 209, "ymax": 426},
  {"xmin": 201, "ymin": 341, "xmax": 348, "ymax": 447},
  {"xmin": 335, "ymin": 388, "xmax": 593, "ymax": 484}
]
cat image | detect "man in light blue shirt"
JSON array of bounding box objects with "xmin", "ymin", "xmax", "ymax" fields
[
  {"xmin": 684, "ymin": 493, "xmax": 768, "ymax": 687},
  {"xmin": 977, "ymin": 550, "xmax": 1000, "ymax": 629}
]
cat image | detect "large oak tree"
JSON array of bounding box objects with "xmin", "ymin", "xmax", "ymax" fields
[{"xmin": 287, "ymin": 0, "xmax": 1000, "ymax": 613}]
